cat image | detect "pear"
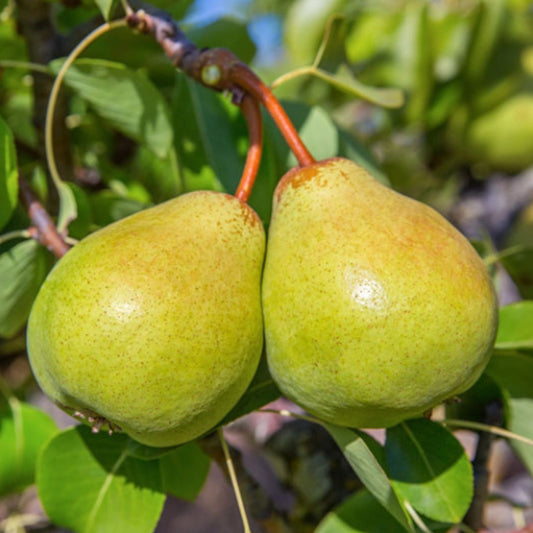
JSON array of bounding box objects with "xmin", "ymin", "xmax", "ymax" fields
[
  {"xmin": 464, "ymin": 93, "xmax": 533, "ymax": 172},
  {"xmin": 27, "ymin": 191, "xmax": 265, "ymax": 447},
  {"xmin": 262, "ymin": 158, "xmax": 498, "ymax": 428}
]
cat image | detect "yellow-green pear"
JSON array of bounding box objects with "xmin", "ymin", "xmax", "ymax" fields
[
  {"xmin": 27, "ymin": 191, "xmax": 264, "ymax": 447},
  {"xmin": 464, "ymin": 93, "xmax": 533, "ymax": 172},
  {"xmin": 262, "ymin": 158, "xmax": 498, "ymax": 428}
]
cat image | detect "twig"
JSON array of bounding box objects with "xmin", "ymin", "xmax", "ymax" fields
[
  {"xmin": 442, "ymin": 419, "xmax": 533, "ymax": 447},
  {"xmin": 18, "ymin": 174, "xmax": 70, "ymax": 258},
  {"xmin": 235, "ymin": 95, "xmax": 263, "ymax": 203},
  {"xmin": 463, "ymin": 403, "xmax": 503, "ymax": 531},
  {"xmin": 199, "ymin": 432, "xmax": 291, "ymax": 533},
  {"xmin": 218, "ymin": 428, "xmax": 252, "ymax": 533},
  {"xmin": 126, "ymin": 9, "xmax": 315, "ymax": 168}
]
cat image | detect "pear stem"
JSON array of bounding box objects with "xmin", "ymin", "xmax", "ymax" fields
[
  {"xmin": 217, "ymin": 428, "xmax": 253, "ymax": 533},
  {"xmin": 229, "ymin": 63, "xmax": 315, "ymax": 168},
  {"xmin": 18, "ymin": 174, "xmax": 70, "ymax": 258},
  {"xmin": 235, "ymin": 95, "xmax": 263, "ymax": 203}
]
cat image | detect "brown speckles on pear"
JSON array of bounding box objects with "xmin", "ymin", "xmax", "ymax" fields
[
  {"xmin": 26, "ymin": 191, "xmax": 265, "ymax": 447},
  {"xmin": 263, "ymin": 157, "xmax": 498, "ymax": 429}
]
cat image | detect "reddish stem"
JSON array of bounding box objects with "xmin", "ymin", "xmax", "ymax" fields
[
  {"xmin": 235, "ymin": 95, "xmax": 263, "ymax": 203},
  {"xmin": 18, "ymin": 174, "xmax": 70, "ymax": 258},
  {"xmin": 230, "ymin": 63, "xmax": 315, "ymax": 168}
]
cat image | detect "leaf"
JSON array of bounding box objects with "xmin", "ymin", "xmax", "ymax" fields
[
  {"xmin": 218, "ymin": 356, "xmax": 280, "ymax": 427},
  {"xmin": 485, "ymin": 352, "xmax": 533, "ymax": 476},
  {"xmin": 338, "ymin": 130, "xmax": 389, "ymax": 186},
  {"xmin": 57, "ymin": 180, "xmax": 78, "ymax": 234},
  {"xmin": 89, "ymin": 190, "xmax": 146, "ymax": 227},
  {"xmin": 391, "ymin": 2, "xmax": 433, "ymax": 120},
  {"xmin": 94, "ymin": 0, "xmax": 118, "ymax": 21},
  {"xmin": 324, "ymin": 424, "xmax": 413, "ymax": 531},
  {"xmin": 385, "ymin": 419, "xmax": 473, "ymax": 523},
  {"xmin": 0, "ymin": 240, "xmax": 50, "ymax": 339},
  {"xmin": 37, "ymin": 426, "xmax": 166, "ymax": 533},
  {"xmin": 463, "ymin": 0, "xmax": 506, "ymax": 91},
  {"xmin": 319, "ymin": 64, "xmax": 405, "ymax": 109},
  {"xmin": 316, "ymin": 489, "xmax": 411, "ymax": 533},
  {"xmin": 500, "ymin": 248, "xmax": 533, "ymax": 300},
  {"xmin": 0, "ymin": 400, "xmax": 57, "ymax": 497},
  {"xmin": 188, "ymin": 18, "xmax": 256, "ymax": 64},
  {"xmin": 284, "ymin": 0, "xmax": 348, "ymax": 64},
  {"xmin": 286, "ymin": 105, "xmax": 338, "ymax": 168},
  {"xmin": 0, "ymin": 115, "xmax": 18, "ymax": 231},
  {"xmin": 160, "ymin": 442, "xmax": 210, "ymax": 501},
  {"xmin": 494, "ymin": 301, "xmax": 533, "ymax": 352},
  {"xmin": 275, "ymin": 65, "xmax": 404, "ymax": 109},
  {"xmin": 49, "ymin": 58, "xmax": 173, "ymax": 158},
  {"xmin": 173, "ymin": 79, "xmax": 242, "ymax": 194}
]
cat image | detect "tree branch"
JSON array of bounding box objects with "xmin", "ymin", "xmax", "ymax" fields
[
  {"xmin": 125, "ymin": 9, "xmax": 315, "ymax": 168},
  {"xmin": 18, "ymin": 174, "xmax": 70, "ymax": 258}
]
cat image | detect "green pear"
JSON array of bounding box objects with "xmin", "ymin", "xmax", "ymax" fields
[
  {"xmin": 262, "ymin": 158, "xmax": 498, "ymax": 428},
  {"xmin": 27, "ymin": 191, "xmax": 265, "ymax": 447},
  {"xmin": 464, "ymin": 93, "xmax": 533, "ymax": 172}
]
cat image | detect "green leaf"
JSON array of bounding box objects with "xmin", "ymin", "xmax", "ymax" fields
[
  {"xmin": 49, "ymin": 58, "xmax": 173, "ymax": 158},
  {"xmin": 316, "ymin": 489, "xmax": 410, "ymax": 533},
  {"xmin": 285, "ymin": 0, "xmax": 348, "ymax": 64},
  {"xmin": 385, "ymin": 419, "xmax": 473, "ymax": 523},
  {"xmin": 67, "ymin": 183, "xmax": 93, "ymax": 240},
  {"xmin": 218, "ymin": 356, "xmax": 280, "ymax": 427},
  {"xmin": 0, "ymin": 115, "xmax": 18, "ymax": 231},
  {"xmin": 338, "ymin": 130, "xmax": 389, "ymax": 186},
  {"xmin": 324, "ymin": 424, "xmax": 413, "ymax": 531},
  {"xmin": 160, "ymin": 442, "xmax": 210, "ymax": 501},
  {"xmin": 463, "ymin": 0, "xmax": 506, "ymax": 92},
  {"xmin": 0, "ymin": 240, "xmax": 50, "ymax": 339},
  {"xmin": 485, "ymin": 352, "xmax": 533, "ymax": 475},
  {"xmin": 286, "ymin": 105, "xmax": 339, "ymax": 168},
  {"xmin": 495, "ymin": 301, "xmax": 533, "ymax": 352},
  {"xmin": 500, "ymin": 248, "xmax": 533, "ymax": 300},
  {"xmin": 172, "ymin": 79, "xmax": 242, "ymax": 194},
  {"xmin": 388, "ymin": 2, "xmax": 433, "ymax": 120},
  {"xmin": 0, "ymin": 400, "xmax": 57, "ymax": 497},
  {"xmin": 89, "ymin": 190, "xmax": 146, "ymax": 227},
  {"xmin": 57, "ymin": 180, "xmax": 78, "ymax": 234},
  {"xmin": 37, "ymin": 426, "xmax": 166, "ymax": 533},
  {"xmin": 94, "ymin": 0, "xmax": 118, "ymax": 21},
  {"xmin": 316, "ymin": 64, "xmax": 404, "ymax": 109},
  {"xmin": 188, "ymin": 18, "xmax": 256, "ymax": 64}
]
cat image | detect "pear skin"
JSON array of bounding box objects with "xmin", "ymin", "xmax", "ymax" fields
[
  {"xmin": 262, "ymin": 158, "xmax": 498, "ymax": 428},
  {"xmin": 27, "ymin": 191, "xmax": 265, "ymax": 446}
]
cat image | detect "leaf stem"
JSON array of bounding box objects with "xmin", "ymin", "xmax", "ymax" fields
[
  {"xmin": 235, "ymin": 95, "xmax": 263, "ymax": 203},
  {"xmin": 0, "ymin": 230, "xmax": 31, "ymax": 246},
  {"xmin": 217, "ymin": 427, "xmax": 252, "ymax": 533},
  {"xmin": 0, "ymin": 59, "xmax": 51, "ymax": 74},
  {"xmin": 44, "ymin": 19, "xmax": 127, "ymax": 193},
  {"xmin": 258, "ymin": 408, "xmax": 322, "ymax": 425},
  {"xmin": 443, "ymin": 418, "xmax": 533, "ymax": 447}
]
